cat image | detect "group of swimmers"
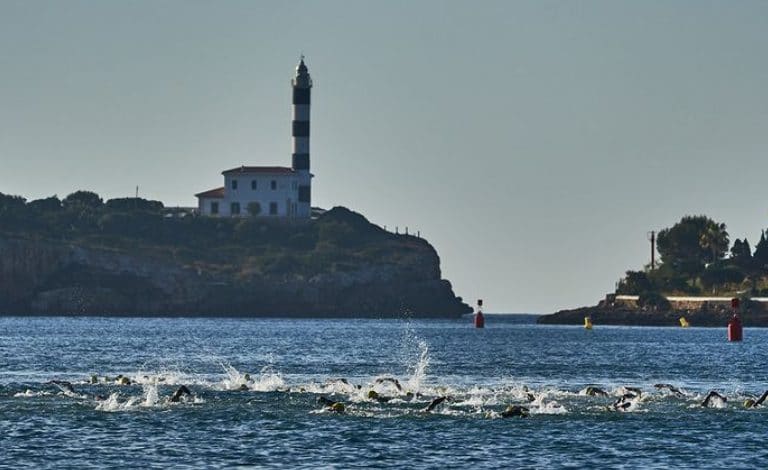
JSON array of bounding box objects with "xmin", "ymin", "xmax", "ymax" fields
[
  {"xmin": 41, "ymin": 376, "xmax": 768, "ymax": 416},
  {"xmin": 46, "ymin": 380, "xmax": 193, "ymax": 404}
]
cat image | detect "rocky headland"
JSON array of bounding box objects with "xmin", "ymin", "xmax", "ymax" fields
[
  {"xmin": 539, "ymin": 214, "xmax": 768, "ymax": 327},
  {"xmin": 0, "ymin": 198, "xmax": 470, "ymax": 317}
]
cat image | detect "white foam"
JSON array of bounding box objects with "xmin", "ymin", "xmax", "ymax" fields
[{"xmin": 14, "ymin": 389, "xmax": 51, "ymax": 397}]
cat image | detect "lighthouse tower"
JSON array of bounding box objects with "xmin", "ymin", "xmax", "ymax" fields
[{"xmin": 292, "ymin": 56, "xmax": 312, "ymax": 217}]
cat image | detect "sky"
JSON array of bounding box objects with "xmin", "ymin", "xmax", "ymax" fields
[{"xmin": 1, "ymin": 1, "xmax": 767, "ymax": 313}]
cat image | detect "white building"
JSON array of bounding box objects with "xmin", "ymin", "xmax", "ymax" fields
[{"xmin": 195, "ymin": 58, "xmax": 313, "ymax": 218}]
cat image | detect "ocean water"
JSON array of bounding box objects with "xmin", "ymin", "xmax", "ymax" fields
[{"xmin": 2, "ymin": 315, "xmax": 767, "ymax": 468}]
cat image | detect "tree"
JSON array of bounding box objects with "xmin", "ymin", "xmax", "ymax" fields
[
  {"xmin": 105, "ymin": 198, "xmax": 163, "ymax": 213},
  {"xmin": 656, "ymin": 215, "xmax": 729, "ymax": 277},
  {"xmin": 699, "ymin": 221, "xmax": 729, "ymax": 264},
  {"xmin": 28, "ymin": 196, "xmax": 62, "ymax": 213},
  {"xmin": 730, "ymin": 238, "xmax": 753, "ymax": 270},
  {"xmin": 0, "ymin": 192, "xmax": 26, "ymax": 212},
  {"xmin": 616, "ymin": 270, "xmax": 654, "ymax": 295},
  {"xmin": 754, "ymin": 231, "xmax": 768, "ymax": 272},
  {"xmin": 63, "ymin": 191, "xmax": 103, "ymax": 210},
  {"xmin": 700, "ymin": 265, "xmax": 746, "ymax": 292},
  {"xmin": 0, "ymin": 193, "xmax": 27, "ymax": 222}
]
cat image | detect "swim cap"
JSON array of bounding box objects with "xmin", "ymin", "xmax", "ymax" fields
[
  {"xmin": 331, "ymin": 402, "xmax": 345, "ymax": 413},
  {"xmin": 745, "ymin": 399, "xmax": 756, "ymax": 408}
]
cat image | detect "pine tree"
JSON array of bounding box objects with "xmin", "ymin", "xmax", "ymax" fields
[{"xmin": 753, "ymin": 231, "xmax": 768, "ymax": 272}]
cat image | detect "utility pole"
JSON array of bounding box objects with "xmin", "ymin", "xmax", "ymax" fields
[{"xmin": 647, "ymin": 230, "xmax": 656, "ymax": 270}]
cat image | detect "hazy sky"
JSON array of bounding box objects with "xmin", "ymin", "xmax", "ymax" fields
[{"xmin": 1, "ymin": 1, "xmax": 767, "ymax": 313}]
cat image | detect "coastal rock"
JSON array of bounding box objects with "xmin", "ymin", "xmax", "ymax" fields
[
  {"xmin": 538, "ymin": 298, "xmax": 768, "ymax": 327},
  {"xmin": 0, "ymin": 207, "xmax": 471, "ymax": 318}
]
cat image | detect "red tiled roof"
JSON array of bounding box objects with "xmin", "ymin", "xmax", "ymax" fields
[
  {"xmin": 194, "ymin": 187, "xmax": 225, "ymax": 198},
  {"xmin": 221, "ymin": 166, "xmax": 295, "ymax": 175}
]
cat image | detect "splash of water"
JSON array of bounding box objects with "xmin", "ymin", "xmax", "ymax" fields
[
  {"xmin": 405, "ymin": 339, "xmax": 430, "ymax": 393},
  {"xmin": 218, "ymin": 362, "xmax": 286, "ymax": 391},
  {"xmin": 251, "ymin": 365, "xmax": 286, "ymax": 392},
  {"xmin": 142, "ymin": 383, "xmax": 160, "ymax": 407}
]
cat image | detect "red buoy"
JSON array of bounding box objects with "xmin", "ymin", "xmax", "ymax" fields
[
  {"xmin": 728, "ymin": 314, "xmax": 742, "ymax": 342},
  {"xmin": 474, "ymin": 299, "xmax": 485, "ymax": 328},
  {"xmin": 474, "ymin": 310, "xmax": 485, "ymax": 328}
]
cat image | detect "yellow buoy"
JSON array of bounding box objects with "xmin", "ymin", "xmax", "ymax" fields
[
  {"xmin": 584, "ymin": 316, "xmax": 593, "ymax": 330},
  {"xmin": 679, "ymin": 317, "xmax": 690, "ymax": 328}
]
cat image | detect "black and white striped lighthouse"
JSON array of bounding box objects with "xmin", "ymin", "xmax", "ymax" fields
[{"xmin": 292, "ymin": 56, "xmax": 312, "ymax": 217}]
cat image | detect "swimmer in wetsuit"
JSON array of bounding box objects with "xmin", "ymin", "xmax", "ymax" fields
[
  {"xmin": 367, "ymin": 390, "xmax": 394, "ymax": 403},
  {"xmin": 46, "ymin": 380, "xmax": 77, "ymax": 396},
  {"xmin": 654, "ymin": 384, "xmax": 684, "ymax": 397},
  {"xmin": 701, "ymin": 391, "xmax": 727, "ymax": 407},
  {"xmin": 744, "ymin": 390, "xmax": 768, "ymax": 408},
  {"xmin": 170, "ymin": 385, "xmax": 192, "ymax": 403},
  {"xmin": 374, "ymin": 377, "xmax": 403, "ymax": 392},
  {"xmin": 423, "ymin": 396, "xmax": 450, "ymax": 413},
  {"xmin": 611, "ymin": 389, "xmax": 642, "ymax": 411},
  {"xmin": 501, "ymin": 405, "xmax": 530, "ymax": 418},
  {"xmin": 583, "ymin": 386, "xmax": 608, "ymax": 397},
  {"xmin": 317, "ymin": 396, "xmax": 346, "ymax": 413}
]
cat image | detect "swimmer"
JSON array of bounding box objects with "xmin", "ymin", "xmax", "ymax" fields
[
  {"xmin": 374, "ymin": 377, "xmax": 403, "ymax": 392},
  {"xmin": 169, "ymin": 385, "xmax": 192, "ymax": 403},
  {"xmin": 654, "ymin": 384, "xmax": 683, "ymax": 397},
  {"xmin": 317, "ymin": 396, "xmax": 346, "ymax": 413},
  {"xmin": 423, "ymin": 396, "xmax": 451, "ymax": 413},
  {"xmin": 744, "ymin": 390, "xmax": 768, "ymax": 408},
  {"xmin": 611, "ymin": 392, "xmax": 639, "ymax": 411},
  {"xmin": 611, "ymin": 398, "xmax": 634, "ymax": 411},
  {"xmin": 701, "ymin": 390, "xmax": 727, "ymax": 408},
  {"xmin": 46, "ymin": 380, "xmax": 105, "ymax": 400},
  {"xmin": 115, "ymin": 375, "xmax": 131, "ymax": 386},
  {"xmin": 367, "ymin": 390, "xmax": 393, "ymax": 403},
  {"xmin": 46, "ymin": 380, "xmax": 77, "ymax": 396},
  {"xmin": 582, "ymin": 386, "xmax": 608, "ymax": 397},
  {"xmin": 622, "ymin": 387, "xmax": 642, "ymax": 397},
  {"xmin": 501, "ymin": 405, "xmax": 530, "ymax": 418}
]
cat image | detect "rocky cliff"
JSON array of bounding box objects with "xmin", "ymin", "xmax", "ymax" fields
[{"xmin": 0, "ymin": 207, "xmax": 471, "ymax": 317}]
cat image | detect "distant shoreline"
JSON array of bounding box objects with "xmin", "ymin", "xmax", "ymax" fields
[{"xmin": 537, "ymin": 295, "xmax": 766, "ymax": 328}]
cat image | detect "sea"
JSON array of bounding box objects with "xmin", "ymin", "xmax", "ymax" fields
[{"xmin": 2, "ymin": 314, "xmax": 767, "ymax": 469}]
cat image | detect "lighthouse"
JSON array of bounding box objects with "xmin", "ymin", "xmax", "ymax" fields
[
  {"xmin": 195, "ymin": 58, "xmax": 316, "ymax": 218},
  {"xmin": 292, "ymin": 56, "xmax": 313, "ymax": 218}
]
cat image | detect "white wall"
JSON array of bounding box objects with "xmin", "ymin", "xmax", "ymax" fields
[{"xmin": 223, "ymin": 173, "xmax": 301, "ymax": 217}]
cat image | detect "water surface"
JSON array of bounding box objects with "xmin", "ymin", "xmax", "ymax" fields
[{"xmin": 1, "ymin": 315, "xmax": 766, "ymax": 468}]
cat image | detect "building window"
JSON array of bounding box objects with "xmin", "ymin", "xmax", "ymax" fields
[
  {"xmin": 298, "ymin": 185, "xmax": 310, "ymax": 203},
  {"xmin": 271, "ymin": 180, "xmax": 277, "ymax": 190},
  {"xmin": 251, "ymin": 180, "xmax": 257, "ymax": 190},
  {"xmin": 231, "ymin": 202, "xmax": 240, "ymax": 215},
  {"xmin": 231, "ymin": 179, "xmax": 238, "ymax": 190},
  {"xmin": 210, "ymin": 202, "xmax": 219, "ymax": 215},
  {"xmin": 247, "ymin": 202, "xmax": 261, "ymax": 216},
  {"xmin": 269, "ymin": 202, "xmax": 278, "ymax": 215}
]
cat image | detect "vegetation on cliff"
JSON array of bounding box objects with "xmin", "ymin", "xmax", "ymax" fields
[
  {"xmin": 616, "ymin": 215, "xmax": 768, "ymax": 299},
  {"xmin": 0, "ymin": 191, "xmax": 470, "ymax": 316},
  {"xmin": 539, "ymin": 214, "xmax": 768, "ymax": 326}
]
